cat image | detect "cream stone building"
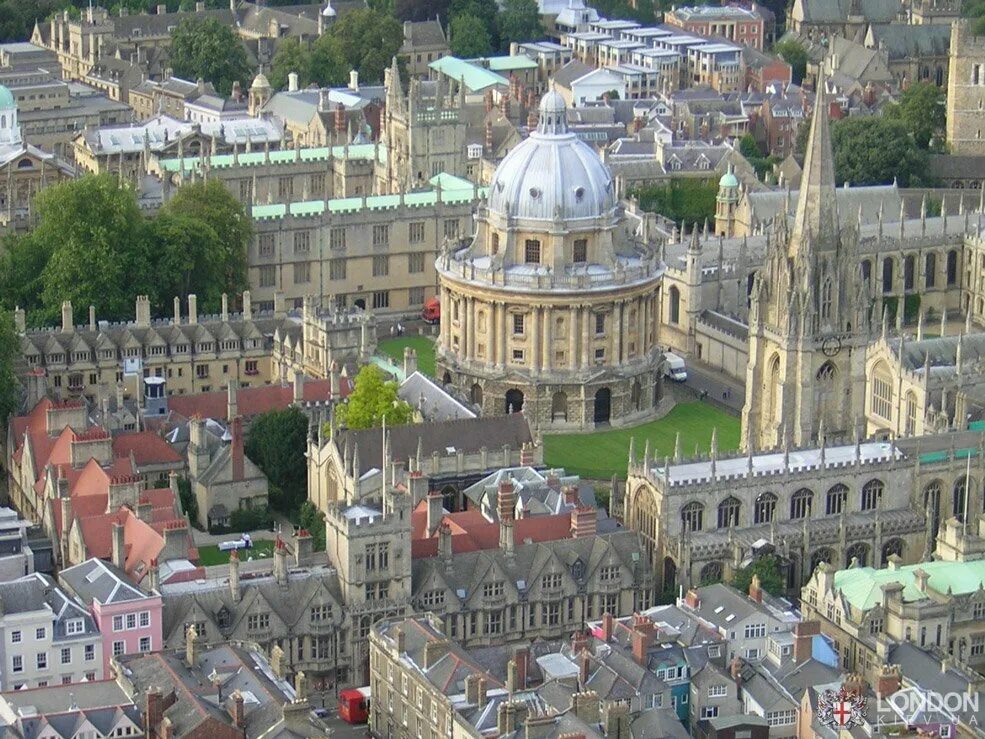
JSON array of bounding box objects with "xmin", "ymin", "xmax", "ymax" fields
[
  {"xmin": 16, "ymin": 291, "xmax": 374, "ymax": 404},
  {"xmin": 435, "ymin": 91, "xmax": 666, "ymax": 431},
  {"xmin": 946, "ymin": 19, "xmax": 985, "ymax": 157}
]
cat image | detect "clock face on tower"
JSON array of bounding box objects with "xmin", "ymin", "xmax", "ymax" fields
[{"xmin": 821, "ymin": 336, "xmax": 842, "ymax": 357}]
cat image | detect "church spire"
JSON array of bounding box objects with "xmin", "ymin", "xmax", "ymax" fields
[{"xmin": 789, "ymin": 76, "xmax": 838, "ymax": 255}]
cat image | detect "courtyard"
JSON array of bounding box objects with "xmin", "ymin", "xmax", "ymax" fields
[
  {"xmin": 543, "ymin": 402, "xmax": 741, "ymax": 480},
  {"xmin": 378, "ymin": 336, "xmax": 437, "ymax": 377}
]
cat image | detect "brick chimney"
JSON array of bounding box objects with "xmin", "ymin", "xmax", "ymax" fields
[
  {"xmin": 683, "ymin": 588, "xmax": 700, "ymax": 609},
  {"xmin": 514, "ymin": 647, "xmax": 529, "ymax": 689},
  {"xmin": 485, "ymin": 119, "xmax": 493, "ymax": 151},
  {"xmin": 793, "ymin": 620, "xmax": 819, "ymax": 664},
  {"xmin": 335, "ymin": 103, "xmax": 345, "ymax": 133},
  {"xmin": 749, "ymin": 573, "xmax": 763, "ymax": 603},
  {"xmin": 631, "ymin": 619, "xmax": 655, "ymax": 667},
  {"xmin": 578, "ymin": 649, "xmax": 591, "ymax": 686},
  {"xmin": 570, "ymin": 507, "xmax": 597, "ymax": 539},
  {"xmin": 273, "ymin": 535, "xmax": 288, "ymax": 586},
  {"xmin": 231, "ymin": 416, "xmax": 244, "ymax": 481},
  {"xmin": 231, "ymin": 690, "xmax": 245, "ymax": 728},
  {"xmin": 498, "ymin": 478, "xmax": 515, "ymax": 521},
  {"xmin": 730, "ymin": 655, "xmax": 744, "ymax": 697},
  {"xmin": 424, "ymin": 640, "xmax": 449, "ymax": 668},
  {"xmin": 293, "ymin": 528, "xmax": 312, "ymax": 565},
  {"xmin": 571, "ymin": 691, "xmax": 600, "ymax": 724},
  {"xmin": 876, "ymin": 664, "xmax": 902, "ymax": 698},
  {"xmin": 602, "ymin": 612, "xmax": 614, "ymax": 642}
]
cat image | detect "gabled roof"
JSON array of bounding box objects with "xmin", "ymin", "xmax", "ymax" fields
[{"xmin": 60, "ymin": 558, "xmax": 153, "ymax": 605}]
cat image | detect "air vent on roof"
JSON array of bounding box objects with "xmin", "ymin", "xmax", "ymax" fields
[
  {"xmin": 725, "ymin": 614, "xmax": 735, "ymax": 622},
  {"xmin": 713, "ymin": 606, "xmax": 724, "ymax": 614}
]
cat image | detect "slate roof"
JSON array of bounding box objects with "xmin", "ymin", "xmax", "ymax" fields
[
  {"xmin": 866, "ymin": 22, "xmax": 950, "ymax": 59},
  {"xmin": 337, "ymin": 413, "xmax": 533, "ymax": 476},
  {"xmin": 401, "ymin": 19, "xmax": 446, "ymax": 48},
  {"xmin": 0, "ymin": 573, "xmax": 99, "ymax": 640},
  {"xmin": 60, "ymin": 558, "xmax": 151, "ymax": 605},
  {"xmin": 398, "ymin": 372, "xmax": 475, "ymax": 422},
  {"xmin": 797, "ymin": 0, "xmax": 899, "ymax": 23},
  {"xmin": 552, "ymin": 60, "xmax": 595, "ymax": 89},
  {"xmin": 743, "ymin": 183, "xmax": 902, "ymax": 229}
]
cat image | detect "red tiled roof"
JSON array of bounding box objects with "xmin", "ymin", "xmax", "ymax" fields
[
  {"xmin": 410, "ymin": 499, "xmax": 574, "ymax": 559},
  {"xmin": 113, "ymin": 431, "xmax": 183, "ymax": 465},
  {"xmin": 167, "ymin": 378, "xmax": 348, "ymax": 422}
]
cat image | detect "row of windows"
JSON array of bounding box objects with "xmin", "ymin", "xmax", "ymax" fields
[
  {"xmin": 256, "ymin": 219, "xmax": 461, "ymax": 256},
  {"xmin": 680, "ymin": 480, "xmax": 887, "ymax": 531},
  {"xmin": 257, "ymin": 253, "xmax": 428, "ymax": 288},
  {"xmin": 11, "ymin": 643, "xmax": 97, "ymax": 673},
  {"xmin": 866, "ymin": 250, "xmax": 959, "ymax": 294}
]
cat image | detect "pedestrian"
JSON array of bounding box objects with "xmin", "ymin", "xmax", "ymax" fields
[
  {"xmin": 390, "ymin": 325, "xmax": 395, "ymax": 337},
  {"xmin": 723, "ymin": 390, "xmax": 727, "ymax": 400}
]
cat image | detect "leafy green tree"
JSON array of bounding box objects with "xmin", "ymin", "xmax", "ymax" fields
[
  {"xmin": 36, "ymin": 175, "xmax": 152, "ymax": 322},
  {"xmin": 228, "ymin": 506, "xmax": 273, "ymax": 533},
  {"xmin": 268, "ymin": 38, "xmax": 312, "ymax": 91},
  {"xmin": 245, "ymin": 406, "xmax": 310, "ymax": 513},
  {"xmin": 449, "ymin": 13, "xmax": 492, "ymax": 58},
  {"xmin": 148, "ymin": 213, "xmax": 227, "ymax": 314},
  {"xmin": 449, "ymin": 0, "xmax": 498, "ymax": 47},
  {"xmin": 884, "ymin": 81, "xmax": 946, "ymax": 150},
  {"xmin": 591, "ymin": 0, "xmax": 656, "ymax": 23},
  {"xmin": 314, "ymin": 8, "xmax": 402, "ymax": 85},
  {"xmin": 773, "ymin": 38, "xmax": 807, "ymax": 84},
  {"xmin": 0, "ymin": 0, "xmax": 71, "ymax": 43},
  {"xmin": 169, "ymin": 16, "xmax": 253, "ymax": 96},
  {"xmin": 497, "ymin": 0, "xmax": 543, "ymax": 50},
  {"xmin": 631, "ymin": 179, "xmax": 719, "ymax": 228},
  {"xmin": 299, "ymin": 500, "xmax": 327, "ymax": 551},
  {"xmin": 732, "ymin": 555, "xmax": 786, "ymax": 596},
  {"xmin": 831, "ymin": 116, "xmax": 928, "ymax": 187},
  {"xmin": 336, "ymin": 365, "xmax": 414, "ymax": 430},
  {"xmin": 395, "ymin": 0, "xmax": 449, "ymax": 21},
  {"xmin": 0, "ymin": 310, "xmax": 20, "ymax": 425},
  {"xmin": 176, "ymin": 476, "xmax": 200, "ymax": 528},
  {"xmin": 159, "ymin": 179, "xmax": 251, "ymax": 301},
  {"xmin": 0, "ymin": 232, "xmax": 50, "ymax": 317}
]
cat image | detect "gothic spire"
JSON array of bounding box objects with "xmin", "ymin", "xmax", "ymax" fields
[{"xmin": 789, "ymin": 76, "xmax": 838, "ymax": 255}]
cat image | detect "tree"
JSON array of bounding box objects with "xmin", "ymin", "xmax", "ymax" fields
[
  {"xmin": 885, "ymin": 81, "xmax": 946, "ymax": 149},
  {"xmin": 176, "ymin": 476, "xmax": 200, "ymax": 528},
  {"xmin": 36, "ymin": 175, "xmax": 152, "ymax": 322},
  {"xmin": 169, "ymin": 16, "xmax": 253, "ymax": 96},
  {"xmin": 245, "ymin": 406, "xmax": 310, "ymax": 513},
  {"xmin": 0, "ymin": 310, "xmax": 20, "ymax": 425},
  {"xmin": 159, "ymin": 179, "xmax": 251, "ymax": 302},
  {"xmin": 299, "ymin": 500, "xmax": 327, "ymax": 551},
  {"xmin": 314, "ymin": 8, "xmax": 403, "ymax": 85},
  {"xmin": 831, "ymin": 116, "xmax": 928, "ymax": 187},
  {"xmin": 310, "ymin": 35, "xmax": 348, "ymax": 87},
  {"xmin": 631, "ymin": 179, "xmax": 719, "ymax": 228},
  {"xmin": 394, "ymin": 0, "xmax": 449, "ymax": 22},
  {"xmin": 449, "ymin": 0, "xmax": 498, "ymax": 47},
  {"xmin": 268, "ymin": 38, "xmax": 311, "ymax": 91},
  {"xmin": 148, "ymin": 213, "xmax": 227, "ymax": 314},
  {"xmin": 449, "ymin": 13, "xmax": 492, "ymax": 58},
  {"xmin": 497, "ymin": 0, "xmax": 543, "ymax": 50},
  {"xmin": 732, "ymin": 555, "xmax": 785, "ymax": 596},
  {"xmin": 603, "ymin": 89, "xmax": 620, "ymax": 100},
  {"xmin": 0, "ymin": 232, "xmax": 50, "ymax": 318},
  {"xmin": 773, "ymin": 38, "xmax": 807, "ymax": 84},
  {"xmin": 336, "ymin": 365, "xmax": 414, "ymax": 430}
]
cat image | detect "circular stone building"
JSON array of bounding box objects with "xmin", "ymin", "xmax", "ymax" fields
[{"xmin": 435, "ymin": 91, "xmax": 666, "ymax": 430}]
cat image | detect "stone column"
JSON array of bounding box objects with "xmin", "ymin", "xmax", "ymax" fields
[
  {"xmin": 497, "ymin": 302, "xmax": 507, "ymax": 368},
  {"xmin": 440, "ymin": 290, "xmax": 450, "ymax": 349},
  {"xmin": 466, "ymin": 297, "xmax": 475, "ymax": 361},
  {"xmin": 637, "ymin": 297, "xmax": 646, "ymax": 358},
  {"xmin": 530, "ymin": 306, "xmax": 540, "ymax": 373},
  {"xmin": 569, "ymin": 306, "xmax": 578, "ymax": 370},
  {"xmin": 542, "ymin": 307, "xmax": 552, "ymax": 370},
  {"xmin": 581, "ymin": 306, "xmax": 591, "ymax": 366}
]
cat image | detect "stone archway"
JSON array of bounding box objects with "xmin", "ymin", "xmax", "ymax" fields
[
  {"xmin": 505, "ymin": 389, "xmax": 524, "ymax": 414},
  {"xmin": 594, "ymin": 387, "xmax": 611, "ymax": 425},
  {"xmin": 551, "ymin": 391, "xmax": 568, "ymax": 421}
]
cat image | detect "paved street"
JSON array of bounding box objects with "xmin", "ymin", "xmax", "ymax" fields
[{"xmin": 682, "ymin": 359, "xmax": 745, "ymax": 413}]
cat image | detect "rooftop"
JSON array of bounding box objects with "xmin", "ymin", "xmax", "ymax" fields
[{"xmin": 834, "ymin": 559, "xmax": 985, "ymax": 610}]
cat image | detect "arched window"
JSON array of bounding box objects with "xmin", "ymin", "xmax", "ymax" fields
[
  {"xmin": 630, "ymin": 381, "xmax": 642, "ymax": 411},
  {"xmin": 870, "ymin": 361, "xmax": 893, "ymax": 420},
  {"xmin": 669, "ymin": 286, "xmax": 680, "ymax": 324},
  {"xmin": 953, "ymin": 476, "xmax": 970, "ymax": 520},
  {"xmin": 470, "ymin": 383, "xmax": 483, "ymax": 406},
  {"xmin": 718, "ymin": 497, "xmax": 741, "ymax": 528},
  {"xmin": 882, "ymin": 257, "xmax": 894, "ymax": 294},
  {"xmin": 681, "ymin": 501, "xmax": 704, "ymax": 532},
  {"xmin": 860, "ymin": 259, "xmax": 872, "ymax": 284},
  {"xmin": 861, "ymin": 479, "xmax": 884, "ymax": 511},
  {"xmin": 881, "ymin": 538, "xmax": 904, "ymax": 566},
  {"xmin": 700, "ymin": 561, "xmax": 723, "ymax": 585},
  {"xmin": 925, "ymin": 481, "xmax": 942, "ymax": 541},
  {"xmin": 766, "ymin": 354, "xmax": 781, "ymax": 424},
  {"xmin": 947, "ymin": 250, "xmax": 958, "ymax": 286},
  {"xmin": 811, "ymin": 548, "xmax": 834, "ymax": 572},
  {"xmin": 790, "ymin": 488, "xmax": 813, "ymax": 519},
  {"xmin": 754, "ymin": 492, "xmax": 777, "ymax": 524},
  {"xmin": 845, "ymin": 542, "xmax": 870, "ymax": 567},
  {"xmin": 925, "ymin": 252, "xmax": 937, "ymax": 288},
  {"xmin": 905, "ymin": 391, "xmax": 918, "ymax": 436},
  {"xmin": 820, "ymin": 277, "xmax": 833, "ymax": 320},
  {"xmin": 826, "ymin": 484, "xmax": 848, "ymax": 515},
  {"xmin": 904, "ymin": 255, "xmax": 915, "ymax": 290}
]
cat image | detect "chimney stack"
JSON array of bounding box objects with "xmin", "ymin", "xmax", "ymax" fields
[
  {"xmin": 749, "ymin": 573, "xmax": 763, "ymax": 603},
  {"xmin": 229, "ymin": 549, "xmax": 241, "ymax": 602},
  {"xmin": 188, "ymin": 294, "xmax": 198, "ymax": 324},
  {"xmin": 293, "ymin": 371, "xmax": 304, "ymax": 404},
  {"xmin": 231, "ymin": 416, "xmax": 244, "ymax": 480},
  {"xmin": 792, "ymin": 620, "xmax": 819, "ymax": 664},
  {"xmin": 426, "ymin": 493, "xmax": 443, "ymax": 536},
  {"xmin": 111, "ymin": 521, "xmax": 125, "ymax": 570},
  {"xmin": 683, "ymin": 588, "xmax": 700, "ymax": 609},
  {"xmin": 273, "ymin": 536, "xmax": 288, "ymax": 586},
  {"xmin": 61, "ymin": 301, "xmax": 74, "ymax": 333},
  {"xmin": 602, "ymin": 612, "xmax": 614, "ymax": 642}
]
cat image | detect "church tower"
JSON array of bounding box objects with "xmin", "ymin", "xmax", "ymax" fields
[{"xmin": 740, "ymin": 80, "xmax": 871, "ymax": 451}]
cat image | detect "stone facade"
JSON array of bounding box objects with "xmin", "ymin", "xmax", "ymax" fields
[
  {"xmin": 946, "ymin": 20, "xmax": 985, "ymax": 157},
  {"xmin": 436, "ymin": 92, "xmax": 666, "ymax": 431}
]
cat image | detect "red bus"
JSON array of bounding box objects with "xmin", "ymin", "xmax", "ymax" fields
[
  {"xmin": 338, "ymin": 686, "xmax": 371, "ymax": 724},
  {"xmin": 422, "ymin": 296, "xmax": 440, "ymax": 324}
]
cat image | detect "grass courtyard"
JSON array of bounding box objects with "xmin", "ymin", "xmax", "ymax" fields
[
  {"xmin": 544, "ymin": 402, "xmax": 741, "ymax": 480},
  {"xmin": 197, "ymin": 539, "xmax": 276, "ymax": 566},
  {"xmin": 378, "ymin": 336, "xmax": 437, "ymax": 377}
]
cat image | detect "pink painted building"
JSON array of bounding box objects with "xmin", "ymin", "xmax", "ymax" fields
[{"xmin": 58, "ymin": 558, "xmax": 163, "ymax": 675}]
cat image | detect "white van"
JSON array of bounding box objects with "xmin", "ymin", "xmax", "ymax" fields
[{"xmin": 664, "ymin": 352, "xmax": 687, "ymax": 382}]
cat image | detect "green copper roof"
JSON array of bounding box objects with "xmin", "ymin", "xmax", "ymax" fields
[
  {"xmin": 0, "ymin": 85, "xmax": 15, "ymax": 110},
  {"xmin": 834, "ymin": 559, "xmax": 985, "ymax": 611},
  {"xmin": 485, "ymin": 55, "xmax": 539, "ymax": 72},
  {"xmin": 159, "ymin": 143, "xmax": 385, "ymax": 173},
  {"xmin": 251, "ymin": 180, "xmax": 488, "ymax": 220},
  {"xmin": 429, "ymin": 56, "xmax": 509, "ymax": 91},
  {"xmin": 919, "ymin": 447, "xmax": 979, "ymax": 464},
  {"xmin": 428, "ymin": 172, "xmax": 476, "ymax": 191}
]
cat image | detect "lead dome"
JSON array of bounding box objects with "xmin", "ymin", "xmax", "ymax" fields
[{"xmin": 486, "ymin": 91, "xmax": 616, "ymax": 224}]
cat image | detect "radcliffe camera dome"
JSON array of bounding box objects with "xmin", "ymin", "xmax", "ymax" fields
[{"xmin": 486, "ymin": 89, "xmax": 616, "ymax": 224}]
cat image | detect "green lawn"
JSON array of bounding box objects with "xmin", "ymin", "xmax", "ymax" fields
[
  {"xmin": 378, "ymin": 336, "xmax": 437, "ymax": 377},
  {"xmin": 544, "ymin": 402, "xmax": 741, "ymax": 480},
  {"xmin": 197, "ymin": 539, "xmax": 275, "ymax": 566}
]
